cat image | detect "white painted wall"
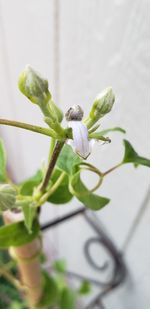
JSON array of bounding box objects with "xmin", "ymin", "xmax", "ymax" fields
[{"xmin": 0, "ymin": 0, "xmax": 150, "ymax": 308}]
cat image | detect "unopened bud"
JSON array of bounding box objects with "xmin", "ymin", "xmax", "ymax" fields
[
  {"xmin": 18, "ymin": 65, "xmax": 63, "ymax": 122},
  {"xmin": 90, "ymin": 87, "xmax": 115, "ymax": 121},
  {"xmin": 0, "ymin": 184, "xmax": 16, "ymax": 212},
  {"xmin": 18, "ymin": 65, "xmax": 51, "ymax": 105}
]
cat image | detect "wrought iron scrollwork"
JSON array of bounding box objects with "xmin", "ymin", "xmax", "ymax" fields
[{"xmin": 41, "ymin": 207, "xmax": 127, "ymax": 308}]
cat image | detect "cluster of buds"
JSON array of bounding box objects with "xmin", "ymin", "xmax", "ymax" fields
[{"xmin": 18, "ymin": 66, "xmax": 115, "ymax": 159}]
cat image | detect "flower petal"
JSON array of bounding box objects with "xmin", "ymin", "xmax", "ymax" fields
[{"xmin": 69, "ymin": 121, "xmax": 90, "ymax": 159}]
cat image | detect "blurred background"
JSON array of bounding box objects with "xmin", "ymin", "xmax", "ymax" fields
[{"xmin": 0, "ymin": 0, "xmax": 150, "ymax": 308}]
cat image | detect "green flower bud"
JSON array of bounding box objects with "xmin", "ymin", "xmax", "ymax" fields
[
  {"xmin": 18, "ymin": 65, "xmax": 51, "ymax": 105},
  {"xmin": 90, "ymin": 87, "xmax": 115, "ymax": 121},
  {"xmin": 18, "ymin": 65, "xmax": 63, "ymax": 122},
  {"xmin": 0, "ymin": 184, "xmax": 17, "ymax": 212}
]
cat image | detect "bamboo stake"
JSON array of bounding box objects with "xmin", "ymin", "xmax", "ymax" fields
[{"xmin": 3, "ymin": 210, "xmax": 44, "ymax": 309}]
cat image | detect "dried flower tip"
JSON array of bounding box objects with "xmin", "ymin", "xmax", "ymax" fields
[{"xmin": 65, "ymin": 105, "xmax": 84, "ymax": 121}]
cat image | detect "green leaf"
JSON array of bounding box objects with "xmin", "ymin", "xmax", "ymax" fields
[
  {"xmin": 98, "ymin": 127, "xmax": 126, "ymax": 135},
  {"xmin": 69, "ymin": 171, "xmax": 110, "ymax": 210},
  {"xmin": 38, "ymin": 272, "xmax": 59, "ymax": 307},
  {"xmin": 8, "ymin": 301, "xmax": 25, "ymax": 309},
  {"xmin": 0, "ymin": 184, "xmax": 16, "ymax": 212},
  {"xmin": 53, "ymin": 258, "xmax": 67, "ymax": 273},
  {"xmin": 57, "ymin": 144, "xmax": 82, "ymax": 175},
  {"xmin": 78, "ymin": 280, "xmax": 91, "ymax": 295},
  {"xmin": 20, "ymin": 170, "xmax": 43, "ymax": 196},
  {"xmin": 0, "ymin": 139, "xmax": 7, "ymax": 182},
  {"xmin": 22, "ymin": 202, "xmax": 36, "ymax": 233},
  {"xmin": 48, "ymin": 169, "xmax": 73, "ymax": 204},
  {"xmin": 0, "ymin": 220, "xmax": 39, "ymax": 249},
  {"xmin": 60, "ymin": 288, "xmax": 76, "ymax": 309},
  {"xmin": 122, "ymin": 140, "xmax": 150, "ymax": 167},
  {"xmin": 54, "ymin": 276, "xmax": 67, "ymax": 292}
]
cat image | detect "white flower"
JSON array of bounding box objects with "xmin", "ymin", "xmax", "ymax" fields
[
  {"xmin": 68, "ymin": 120, "xmax": 95, "ymax": 159},
  {"xmin": 65, "ymin": 105, "xmax": 94, "ymax": 159}
]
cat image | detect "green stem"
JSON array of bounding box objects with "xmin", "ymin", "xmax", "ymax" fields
[
  {"xmin": 79, "ymin": 162, "xmax": 103, "ymax": 176},
  {"xmin": 88, "ymin": 124, "xmax": 100, "ymax": 134},
  {"xmin": 79, "ymin": 162, "xmax": 103, "ymax": 192},
  {"xmin": 102, "ymin": 162, "xmax": 122, "ymax": 176},
  {"xmin": 83, "ymin": 117, "xmax": 96, "ymax": 129},
  {"xmin": 0, "ymin": 119, "xmax": 58, "ymax": 138},
  {"xmin": 80, "ymin": 167, "xmax": 103, "ymax": 192},
  {"xmin": 44, "ymin": 117, "xmax": 65, "ymax": 137},
  {"xmin": 38, "ymin": 172, "xmax": 66, "ymax": 206},
  {"xmin": 39, "ymin": 140, "xmax": 65, "ymax": 193}
]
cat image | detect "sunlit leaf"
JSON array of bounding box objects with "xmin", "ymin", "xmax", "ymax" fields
[
  {"xmin": 122, "ymin": 140, "xmax": 150, "ymax": 167},
  {"xmin": 57, "ymin": 144, "xmax": 82, "ymax": 175},
  {"xmin": 0, "ymin": 220, "xmax": 39, "ymax": 249},
  {"xmin": 48, "ymin": 169, "xmax": 73, "ymax": 204},
  {"xmin": 20, "ymin": 170, "xmax": 43, "ymax": 196}
]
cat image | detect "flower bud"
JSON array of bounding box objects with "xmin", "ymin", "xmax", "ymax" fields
[
  {"xmin": 0, "ymin": 184, "xmax": 17, "ymax": 212},
  {"xmin": 18, "ymin": 65, "xmax": 51, "ymax": 105},
  {"xmin": 90, "ymin": 87, "xmax": 115, "ymax": 121},
  {"xmin": 18, "ymin": 65, "xmax": 63, "ymax": 122}
]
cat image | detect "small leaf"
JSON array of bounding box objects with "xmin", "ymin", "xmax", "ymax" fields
[
  {"xmin": 22, "ymin": 202, "xmax": 36, "ymax": 233},
  {"xmin": 90, "ymin": 127, "xmax": 126, "ymax": 138},
  {"xmin": 122, "ymin": 140, "xmax": 150, "ymax": 167},
  {"xmin": 53, "ymin": 258, "xmax": 67, "ymax": 273},
  {"xmin": 99, "ymin": 127, "xmax": 126, "ymax": 135},
  {"xmin": 0, "ymin": 139, "xmax": 7, "ymax": 182},
  {"xmin": 69, "ymin": 171, "xmax": 110, "ymax": 210},
  {"xmin": 78, "ymin": 280, "xmax": 91, "ymax": 295},
  {"xmin": 60, "ymin": 288, "xmax": 76, "ymax": 309},
  {"xmin": 57, "ymin": 144, "xmax": 82, "ymax": 175},
  {"xmin": 0, "ymin": 184, "xmax": 16, "ymax": 212},
  {"xmin": 48, "ymin": 169, "xmax": 73, "ymax": 204},
  {"xmin": 0, "ymin": 220, "xmax": 39, "ymax": 249},
  {"xmin": 38, "ymin": 272, "xmax": 59, "ymax": 307},
  {"xmin": 20, "ymin": 170, "xmax": 43, "ymax": 196}
]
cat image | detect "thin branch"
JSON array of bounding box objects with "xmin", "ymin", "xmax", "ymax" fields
[
  {"xmin": 39, "ymin": 140, "xmax": 65, "ymax": 192},
  {"xmin": 102, "ymin": 163, "xmax": 122, "ymax": 177},
  {"xmin": 0, "ymin": 266, "xmax": 26, "ymax": 292},
  {"xmin": 0, "ymin": 118, "xmax": 57, "ymax": 138},
  {"xmin": 38, "ymin": 171, "xmax": 66, "ymax": 206}
]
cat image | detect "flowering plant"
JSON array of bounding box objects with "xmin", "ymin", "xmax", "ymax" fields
[{"xmin": 0, "ymin": 66, "xmax": 149, "ymax": 308}]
